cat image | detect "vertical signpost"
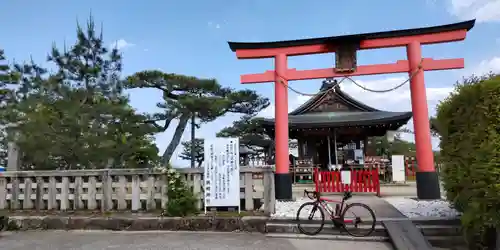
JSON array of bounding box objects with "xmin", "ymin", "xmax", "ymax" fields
[{"xmin": 203, "ymin": 138, "xmax": 240, "ymax": 213}]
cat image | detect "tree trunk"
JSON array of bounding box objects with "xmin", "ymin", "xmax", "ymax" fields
[{"xmin": 162, "ymin": 114, "xmax": 190, "ymax": 165}]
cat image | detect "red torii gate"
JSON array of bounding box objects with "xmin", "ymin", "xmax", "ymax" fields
[{"xmin": 228, "ymin": 20, "xmax": 475, "ymax": 200}]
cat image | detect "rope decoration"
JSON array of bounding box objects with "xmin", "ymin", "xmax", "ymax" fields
[{"xmin": 276, "ymin": 59, "xmax": 424, "ymax": 96}]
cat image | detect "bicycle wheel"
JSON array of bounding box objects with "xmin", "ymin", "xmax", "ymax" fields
[
  {"xmin": 0, "ymin": 216, "xmax": 5, "ymax": 231},
  {"xmin": 340, "ymin": 203, "xmax": 376, "ymax": 237},
  {"xmin": 296, "ymin": 201, "xmax": 325, "ymax": 235}
]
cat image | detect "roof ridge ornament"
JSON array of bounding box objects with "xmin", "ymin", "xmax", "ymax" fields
[{"xmin": 320, "ymin": 78, "xmax": 340, "ymax": 92}]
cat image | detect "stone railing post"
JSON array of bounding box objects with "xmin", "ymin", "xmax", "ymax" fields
[
  {"xmin": 7, "ymin": 141, "xmax": 20, "ymax": 171},
  {"xmin": 0, "ymin": 177, "xmax": 7, "ymax": 209},
  {"xmin": 192, "ymin": 172, "xmax": 202, "ymax": 210},
  {"xmin": 87, "ymin": 176, "xmax": 97, "ymax": 210},
  {"xmin": 243, "ymin": 171, "xmax": 253, "ymax": 211},
  {"xmin": 48, "ymin": 176, "xmax": 57, "ymax": 210},
  {"xmin": 131, "ymin": 174, "xmax": 140, "ymax": 212},
  {"xmin": 101, "ymin": 169, "xmax": 113, "ymax": 212},
  {"xmin": 10, "ymin": 176, "xmax": 19, "ymax": 209},
  {"xmin": 146, "ymin": 173, "xmax": 156, "ymax": 210},
  {"xmin": 60, "ymin": 176, "xmax": 69, "ymax": 211},
  {"xmin": 35, "ymin": 177, "xmax": 44, "ymax": 211},
  {"xmin": 73, "ymin": 176, "xmax": 84, "ymax": 210},
  {"xmin": 160, "ymin": 173, "xmax": 168, "ymax": 210},
  {"xmin": 117, "ymin": 175, "xmax": 127, "ymax": 210},
  {"xmin": 263, "ymin": 167, "xmax": 276, "ymax": 215}
]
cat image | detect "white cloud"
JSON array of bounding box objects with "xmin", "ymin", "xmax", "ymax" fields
[
  {"xmin": 448, "ymin": 0, "xmax": 500, "ymax": 22},
  {"xmin": 109, "ymin": 39, "xmax": 135, "ymax": 50},
  {"xmin": 208, "ymin": 21, "xmax": 222, "ymax": 29},
  {"xmin": 425, "ymin": 0, "xmax": 438, "ymax": 8},
  {"xmin": 258, "ymin": 94, "xmax": 310, "ymax": 118},
  {"xmin": 473, "ymin": 56, "xmax": 500, "ymax": 75}
]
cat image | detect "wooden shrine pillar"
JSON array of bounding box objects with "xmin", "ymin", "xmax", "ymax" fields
[
  {"xmin": 273, "ymin": 54, "xmax": 292, "ymax": 200},
  {"xmin": 407, "ymin": 41, "xmax": 440, "ymax": 199}
]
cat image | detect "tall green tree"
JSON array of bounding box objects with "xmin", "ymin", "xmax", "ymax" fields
[
  {"xmin": 435, "ymin": 73, "xmax": 500, "ymax": 249},
  {"xmin": 125, "ymin": 71, "xmax": 269, "ymax": 165},
  {"xmin": 366, "ymin": 133, "xmax": 417, "ymax": 157},
  {"xmin": 217, "ymin": 115, "xmax": 272, "ymax": 148},
  {"xmin": 0, "ymin": 49, "xmax": 12, "ymax": 104},
  {"xmin": 4, "ymin": 17, "xmax": 159, "ymax": 170},
  {"xmin": 179, "ymin": 138, "xmax": 204, "ymax": 168},
  {"xmin": 0, "ymin": 49, "xmax": 12, "ymax": 167}
]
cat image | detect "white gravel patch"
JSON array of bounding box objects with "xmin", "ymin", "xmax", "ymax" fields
[
  {"xmin": 384, "ymin": 197, "xmax": 460, "ymax": 218},
  {"xmin": 271, "ymin": 197, "xmax": 311, "ymax": 219}
]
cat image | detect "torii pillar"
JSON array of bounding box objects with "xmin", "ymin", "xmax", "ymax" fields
[{"xmin": 228, "ymin": 20, "xmax": 475, "ymax": 200}]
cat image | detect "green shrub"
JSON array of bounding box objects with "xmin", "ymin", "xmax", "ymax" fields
[
  {"xmin": 435, "ymin": 74, "xmax": 500, "ymax": 249},
  {"xmin": 156, "ymin": 164, "xmax": 199, "ymax": 217}
]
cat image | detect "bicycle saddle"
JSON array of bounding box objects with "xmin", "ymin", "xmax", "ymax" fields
[{"xmin": 343, "ymin": 191, "xmax": 352, "ymax": 201}]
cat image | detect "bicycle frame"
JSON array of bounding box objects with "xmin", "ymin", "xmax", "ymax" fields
[
  {"xmin": 304, "ymin": 190, "xmax": 354, "ymax": 225},
  {"xmin": 317, "ymin": 197, "xmax": 354, "ymax": 224}
]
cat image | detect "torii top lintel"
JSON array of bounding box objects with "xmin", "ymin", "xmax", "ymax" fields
[
  {"xmin": 227, "ymin": 20, "xmax": 475, "ymax": 84},
  {"xmin": 228, "ymin": 20, "xmax": 475, "ymax": 58}
]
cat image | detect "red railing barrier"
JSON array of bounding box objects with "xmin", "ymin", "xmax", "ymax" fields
[{"xmin": 314, "ymin": 168, "xmax": 381, "ymax": 196}]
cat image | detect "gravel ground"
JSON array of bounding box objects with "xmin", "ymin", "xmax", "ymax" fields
[{"xmin": 383, "ymin": 197, "xmax": 460, "ymax": 218}]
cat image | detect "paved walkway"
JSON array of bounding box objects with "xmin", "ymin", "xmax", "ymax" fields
[
  {"xmin": 319, "ymin": 195, "xmax": 406, "ymax": 218},
  {"xmin": 0, "ymin": 231, "xmax": 394, "ymax": 250}
]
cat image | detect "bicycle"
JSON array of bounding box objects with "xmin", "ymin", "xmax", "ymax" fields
[
  {"xmin": 0, "ymin": 216, "xmax": 5, "ymax": 231},
  {"xmin": 296, "ymin": 190, "xmax": 376, "ymax": 237}
]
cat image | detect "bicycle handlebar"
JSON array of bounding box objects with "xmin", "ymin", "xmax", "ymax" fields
[
  {"xmin": 304, "ymin": 190, "xmax": 353, "ymax": 201},
  {"xmin": 304, "ymin": 189, "xmax": 319, "ymax": 200}
]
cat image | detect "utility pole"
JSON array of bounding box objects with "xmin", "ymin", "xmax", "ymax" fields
[{"xmin": 190, "ymin": 113, "xmax": 196, "ymax": 168}]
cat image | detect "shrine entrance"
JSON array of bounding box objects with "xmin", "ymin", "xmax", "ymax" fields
[{"xmin": 228, "ymin": 20, "xmax": 475, "ymax": 200}]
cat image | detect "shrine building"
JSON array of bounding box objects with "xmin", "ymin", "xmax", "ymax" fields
[{"xmin": 256, "ymin": 78, "xmax": 412, "ymax": 171}]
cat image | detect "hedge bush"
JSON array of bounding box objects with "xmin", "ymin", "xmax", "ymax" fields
[
  {"xmin": 155, "ymin": 164, "xmax": 199, "ymax": 217},
  {"xmin": 435, "ymin": 74, "xmax": 500, "ymax": 249}
]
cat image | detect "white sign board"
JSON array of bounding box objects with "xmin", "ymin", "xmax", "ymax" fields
[
  {"xmin": 341, "ymin": 170, "xmax": 351, "ymax": 185},
  {"xmin": 391, "ymin": 155, "xmax": 406, "ymax": 183},
  {"xmin": 354, "ymin": 149, "xmax": 364, "ymax": 164},
  {"xmin": 289, "ymin": 140, "xmax": 299, "ymax": 157},
  {"xmin": 204, "ymin": 138, "xmax": 240, "ymax": 210}
]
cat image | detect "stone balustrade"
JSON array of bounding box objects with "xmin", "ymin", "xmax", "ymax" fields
[{"xmin": 0, "ymin": 167, "xmax": 276, "ymax": 214}]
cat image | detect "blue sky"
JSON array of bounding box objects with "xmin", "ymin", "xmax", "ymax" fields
[{"xmin": 1, "ymin": 0, "xmax": 499, "ymax": 167}]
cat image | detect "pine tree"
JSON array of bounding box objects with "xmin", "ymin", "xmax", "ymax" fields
[{"xmin": 8, "ymin": 17, "xmax": 159, "ymax": 170}]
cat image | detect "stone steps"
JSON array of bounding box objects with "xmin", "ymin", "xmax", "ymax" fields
[
  {"xmin": 266, "ymin": 222, "xmax": 388, "ymax": 237},
  {"xmin": 265, "ymin": 233, "xmax": 389, "ymax": 242},
  {"xmin": 266, "ymin": 218, "xmax": 466, "ymax": 248},
  {"xmin": 267, "ymin": 222, "xmax": 461, "ymax": 236}
]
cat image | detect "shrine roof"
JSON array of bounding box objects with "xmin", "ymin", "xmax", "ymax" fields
[
  {"xmin": 257, "ymin": 111, "xmax": 412, "ymax": 128},
  {"xmin": 290, "ymin": 84, "xmax": 379, "ymax": 115},
  {"xmin": 228, "ymin": 20, "xmax": 475, "ymax": 51}
]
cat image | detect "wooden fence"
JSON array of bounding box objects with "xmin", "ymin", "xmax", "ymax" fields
[{"xmin": 0, "ymin": 167, "xmax": 275, "ymax": 214}]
